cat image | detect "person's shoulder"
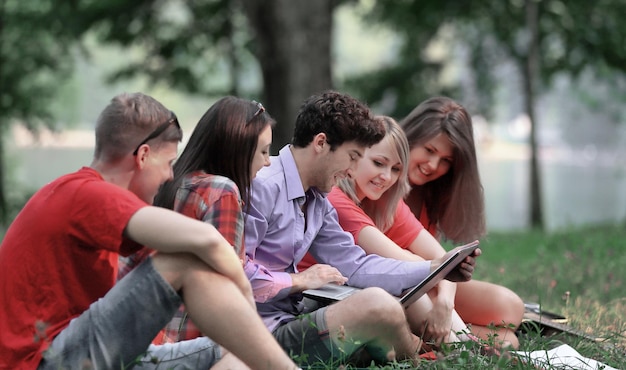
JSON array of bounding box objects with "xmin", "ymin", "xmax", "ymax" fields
[
  {"xmin": 249, "ymin": 163, "xmax": 289, "ymax": 207},
  {"xmin": 327, "ymin": 187, "xmax": 353, "ymax": 207},
  {"xmin": 395, "ymin": 198, "xmax": 411, "ymax": 216},
  {"xmin": 55, "ymin": 166, "xmax": 100, "ymax": 183},
  {"xmin": 184, "ymin": 172, "xmax": 239, "ymax": 192},
  {"xmin": 328, "ymin": 186, "xmax": 347, "ymax": 200},
  {"xmin": 68, "ymin": 167, "xmax": 125, "ymax": 194},
  {"xmin": 254, "ymin": 159, "xmax": 285, "ymax": 185},
  {"xmin": 64, "ymin": 168, "xmax": 147, "ymax": 210}
]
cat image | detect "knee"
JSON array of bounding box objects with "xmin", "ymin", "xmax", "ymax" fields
[
  {"xmin": 496, "ymin": 287, "xmax": 525, "ymax": 326},
  {"xmin": 152, "ymin": 253, "xmax": 216, "ymax": 291},
  {"xmin": 357, "ymin": 287, "xmax": 406, "ymax": 325}
]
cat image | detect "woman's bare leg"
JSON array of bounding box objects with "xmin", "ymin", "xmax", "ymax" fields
[{"xmin": 454, "ymin": 280, "xmax": 524, "ymax": 348}]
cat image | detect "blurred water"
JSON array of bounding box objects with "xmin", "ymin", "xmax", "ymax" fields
[
  {"xmin": 480, "ymin": 146, "xmax": 626, "ymax": 231},
  {"xmin": 10, "ymin": 145, "xmax": 626, "ymax": 232},
  {"xmin": 11, "ymin": 147, "xmax": 93, "ymax": 191}
]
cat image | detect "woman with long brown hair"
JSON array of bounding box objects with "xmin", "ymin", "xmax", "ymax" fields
[
  {"xmin": 400, "ymin": 96, "xmax": 524, "ymax": 348},
  {"xmin": 130, "ymin": 96, "xmax": 275, "ymax": 343}
]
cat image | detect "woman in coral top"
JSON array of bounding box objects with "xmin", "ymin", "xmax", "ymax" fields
[{"xmin": 299, "ymin": 103, "xmax": 523, "ymax": 349}]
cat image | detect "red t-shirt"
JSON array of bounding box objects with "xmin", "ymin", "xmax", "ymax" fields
[
  {"xmin": 0, "ymin": 167, "xmax": 146, "ymax": 369},
  {"xmin": 298, "ymin": 187, "xmax": 425, "ymax": 270}
]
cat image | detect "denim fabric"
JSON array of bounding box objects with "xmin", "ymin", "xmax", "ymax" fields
[{"xmin": 38, "ymin": 257, "xmax": 221, "ymax": 370}]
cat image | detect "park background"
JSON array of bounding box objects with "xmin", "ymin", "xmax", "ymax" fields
[
  {"xmin": 4, "ymin": 0, "xmax": 626, "ymax": 232},
  {"xmin": 2, "ymin": 0, "xmax": 626, "ymax": 368}
]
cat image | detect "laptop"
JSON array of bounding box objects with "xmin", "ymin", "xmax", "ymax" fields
[{"xmin": 302, "ymin": 240, "xmax": 480, "ymax": 308}]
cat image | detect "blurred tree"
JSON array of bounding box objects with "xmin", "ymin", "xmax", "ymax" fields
[
  {"xmin": 75, "ymin": 0, "xmax": 244, "ymax": 96},
  {"xmin": 1, "ymin": 0, "xmax": 346, "ymax": 226},
  {"xmin": 70, "ymin": 0, "xmax": 338, "ymax": 151},
  {"xmin": 242, "ymin": 0, "xmax": 336, "ymax": 148},
  {"xmin": 350, "ymin": 0, "xmax": 626, "ymax": 231},
  {"xmin": 341, "ymin": 2, "xmax": 472, "ymax": 117},
  {"xmin": 0, "ymin": 0, "xmax": 80, "ymax": 224}
]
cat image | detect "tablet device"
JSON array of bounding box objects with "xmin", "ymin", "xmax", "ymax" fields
[{"xmin": 303, "ymin": 240, "xmax": 480, "ymax": 308}]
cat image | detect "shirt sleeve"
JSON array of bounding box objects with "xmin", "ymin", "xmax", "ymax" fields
[
  {"xmin": 310, "ymin": 199, "xmax": 432, "ymax": 297},
  {"xmin": 243, "ymin": 180, "xmax": 293, "ymax": 303},
  {"xmin": 175, "ymin": 175, "xmax": 245, "ymax": 262},
  {"xmin": 385, "ymin": 200, "xmax": 425, "ymax": 249},
  {"xmin": 196, "ymin": 190, "xmax": 245, "ymax": 262}
]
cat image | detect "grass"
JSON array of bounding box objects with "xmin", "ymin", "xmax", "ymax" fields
[
  {"xmin": 471, "ymin": 224, "xmax": 626, "ymax": 369},
  {"xmin": 477, "ymin": 224, "xmax": 626, "ymax": 330},
  {"xmin": 3, "ymin": 220, "xmax": 624, "ymax": 368},
  {"xmin": 303, "ymin": 224, "xmax": 626, "ymax": 369}
]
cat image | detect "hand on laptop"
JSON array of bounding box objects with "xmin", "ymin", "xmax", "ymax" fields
[
  {"xmin": 291, "ymin": 264, "xmax": 348, "ymax": 293},
  {"xmin": 436, "ymin": 246, "xmax": 482, "ymax": 282}
]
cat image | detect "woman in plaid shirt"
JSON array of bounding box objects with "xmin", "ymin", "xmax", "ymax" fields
[{"xmin": 121, "ymin": 97, "xmax": 274, "ymax": 343}]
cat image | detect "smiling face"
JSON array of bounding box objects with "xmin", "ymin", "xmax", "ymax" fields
[
  {"xmin": 353, "ymin": 136, "xmax": 402, "ymax": 202},
  {"xmin": 251, "ymin": 124, "xmax": 272, "ymax": 180},
  {"xmin": 130, "ymin": 141, "xmax": 178, "ymax": 204},
  {"xmin": 407, "ymin": 133, "xmax": 454, "ymax": 186},
  {"xmin": 312, "ymin": 141, "xmax": 364, "ymax": 193}
]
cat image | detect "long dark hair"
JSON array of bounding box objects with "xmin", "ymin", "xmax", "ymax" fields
[{"xmin": 155, "ymin": 96, "xmax": 275, "ymax": 209}]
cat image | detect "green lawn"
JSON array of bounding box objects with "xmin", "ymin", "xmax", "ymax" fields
[
  {"xmin": 374, "ymin": 224, "xmax": 626, "ymax": 369},
  {"xmin": 308, "ymin": 225, "xmax": 626, "ymax": 369},
  {"xmin": 475, "ymin": 224, "xmax": 626, "ymax": 318},
  {"xmin": 3, "ymin": 222, "xmax": 625, "ymax": 368}
]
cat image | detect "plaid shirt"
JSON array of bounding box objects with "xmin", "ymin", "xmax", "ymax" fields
[{"xmin": 119, "ymin": 171, "xmax": 245, "ymax": 343}]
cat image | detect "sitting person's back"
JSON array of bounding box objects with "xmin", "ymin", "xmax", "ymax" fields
[
  {"xmin": 122, "ymin": 96, "xmax": 275, "ymax": 343},
  {"xmin": 0, "ymin": 92, "xmax": 297, "ymax": 370}
]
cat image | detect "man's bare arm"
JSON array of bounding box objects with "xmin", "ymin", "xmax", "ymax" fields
[{"xmin": 125, "ymin": 206, "xmax": 252, "ymax": 301}]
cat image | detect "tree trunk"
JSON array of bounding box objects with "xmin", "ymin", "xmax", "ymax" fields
[
  {"xmin": 524, "ymin": 0, "xmax": 543, "ymax": 229},
  {"xmin": 242, "ymin": 0, "xmax": 335, "ymax": 152},
  {"xmin": 0, "ymin": 0, "xmax": 8, "ymax": 224},
  {"xmin": 226, "ymin": 0, "xmax": 243, "ymax": 97}
]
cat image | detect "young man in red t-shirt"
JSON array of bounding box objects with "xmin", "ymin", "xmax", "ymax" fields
[{"xmin": 0, "ymin": 93, "xmax": 298, "ymax": 370}]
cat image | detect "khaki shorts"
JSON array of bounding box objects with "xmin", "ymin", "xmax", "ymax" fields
[{"xmin": 272, "ymin": 306, "xmax": 334, "ymax": 365}]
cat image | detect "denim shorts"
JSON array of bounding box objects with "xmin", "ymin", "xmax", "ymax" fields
[{"xmin": 38, "ymin": 257, "xmax": 221, "ymax": 370}]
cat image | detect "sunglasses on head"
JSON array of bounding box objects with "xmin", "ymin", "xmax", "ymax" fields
[
  {"xmin": 133, "ymin": 112, "xmax": 180, "ymax": 156},
  {"xmin": 247, "ymin": 100, "xmax": 266, "ymax": 125}
]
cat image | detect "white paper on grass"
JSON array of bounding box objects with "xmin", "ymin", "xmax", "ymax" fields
[{"xmin": 512, "ymin": 344, "xmax": 617, "ymax": 370}]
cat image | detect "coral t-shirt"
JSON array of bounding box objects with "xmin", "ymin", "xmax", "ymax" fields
[
  {"xmin": 0, "ymin": 167, "xmax": 146, "ymax": 369},
  {"xmin": 298, "ymin": 187, "xmax": 424, "ymax": 271}
]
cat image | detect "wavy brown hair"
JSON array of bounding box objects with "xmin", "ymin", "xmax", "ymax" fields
[{"xmin": 400, "ymin": 97, "xmax": 485, "ymax": 243}]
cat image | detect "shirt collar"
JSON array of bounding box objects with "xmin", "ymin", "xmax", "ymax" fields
[
  {"xmin": 278, "ymin": 145, "xmax": 306, "ymax": 202},
  {"xmin": 278, "ymin": 145, "xmax": 328, "ymax": 203}
]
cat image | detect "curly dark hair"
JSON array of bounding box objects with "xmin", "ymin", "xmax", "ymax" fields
[{"xmin": 291, "ymin": 90, "xmax": 384, "ymax": 150}]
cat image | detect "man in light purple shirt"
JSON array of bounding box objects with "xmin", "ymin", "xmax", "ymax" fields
[{"xmin": 243, "ymin": 90, "xmax": 480, "ymax": 366}]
